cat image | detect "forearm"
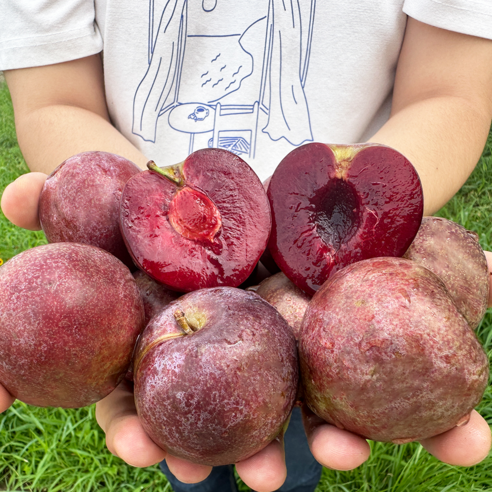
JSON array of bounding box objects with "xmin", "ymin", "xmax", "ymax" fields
[
  {"xmin": 5, "ymin": 56, "xmax": 149, "ymax": 175},
  {"xmin": 370, "ymin": 18, "xmax": 492, "ymax": 216},
  {"xmin": 13, "ymin": 104, "xmax": 148, "ymax": 174},
  {"xmin": 370, "ymin": 95, "xmax": 491, "ymax": 215}
]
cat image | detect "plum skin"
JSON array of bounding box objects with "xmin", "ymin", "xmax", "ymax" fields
[
  {"xmin": 39, "ymin": 151, "xmax": 141, "ymax": 269},
  {"xmin": 403, "ymin": 216, "xmax": 489, "ymax": 329},
  {"xmin": 255, "ymin": 272, "xmax": 312, "ymax": 340},
  {"xmin": 133, "ymin": 287, "xmax": 298, "ymax": 466},
  {"xmin": 299, "ymin": 257, "xmax": 489, "ymax": 444},
  {"xmin": 132, "ymin": 270, "xmax": 180, "ymax": 325},
  {"xmin": 0, "ymin": 243, "xmax": 145, "ymax": 408}
]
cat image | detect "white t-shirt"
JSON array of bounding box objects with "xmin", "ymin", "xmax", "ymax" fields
[{"xmin": 1, "ymin": 0, "xmax": 491, "ymax": 181}]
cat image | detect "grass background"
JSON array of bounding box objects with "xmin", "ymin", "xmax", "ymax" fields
[{"xmin": 0, "ymin": 78, "xmax": 491, "ymax": 491}]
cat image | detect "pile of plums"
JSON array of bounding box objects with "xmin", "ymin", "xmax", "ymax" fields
[{"xmin": 0, "ymin": 144, "xmax": 489, "ymax": 465}]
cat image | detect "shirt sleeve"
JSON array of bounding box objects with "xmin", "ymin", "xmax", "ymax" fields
[
  {"xmin": 0, "ymin": 0, "xmax": 103, "ymax": 71},
  {"xmin": 403, "ymin": 0, "xmax": 492, "ymax": 40}
]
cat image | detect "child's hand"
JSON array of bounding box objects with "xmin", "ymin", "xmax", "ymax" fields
[
  {"xmin": 96, "ymin": 384, "xmax": 491, "ymax": 492},
  {"xmin": 0, "ymin": 385, "xmax": 15, "ymax": 414},
  {"xmin": 303, "ymin": 406, "xmax": 491, "ymax": 471},
  {"xmin": 95, "ymin": 381, "xmax": 289, "ymax": 491},
  {"xmin": 1, "ymin": 172, "xmax": 48, "ymax": 231}
]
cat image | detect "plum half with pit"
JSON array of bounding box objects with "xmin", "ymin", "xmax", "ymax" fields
[
  {"xmin": 120, "ymin": 148, "xmax": 271, "ymax": 292},
  {"xmin": 0, "ymin": 243, "xmax": 145, "ymax": 408},
  {"xmin": 267, "ymin": 143, "xmax": 424, "ymax": 295},
  {"xmin": 39, "ymin": 151, "xmax": 141, "ymax": 268},
  {"xmin": 299, "ymin": 257, "xmax": 489, "ymax": 444},
  {"xmin": 133, "ymin": 287, "xmax": 298, "ymax": 466}
]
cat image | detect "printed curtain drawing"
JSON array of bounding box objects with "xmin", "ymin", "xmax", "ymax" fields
[
  {"xmin": 132, "ymin": 0, "xmax": 188, "ymax": 142},
  {"xmin": 262, "ymin": 0, "xmax": 314, "ymax": 146}
]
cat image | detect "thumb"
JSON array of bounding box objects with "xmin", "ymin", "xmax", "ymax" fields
[
  {"xmin": 1, "ymin": 172, "xmax": 47, "ymax": 231},
  {"xmin": 0, "ymin": 384, "xmax": 15, "ymax": 413}
]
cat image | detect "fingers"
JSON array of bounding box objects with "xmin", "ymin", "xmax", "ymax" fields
[
  {"xmin": 235, "ymin": 439, "xmax": 287, "ymax": 492},
  {"xmin": 420, "ymin": 410, "xmax": 491, "ymax": 467},
  {"xmin": 302, "ymin": 405, "xmax": 371, "ymax": 471},
  {"xmin": 302, "ymin": 403, "xmax": 490, "ymax": 470},
  {"xmin": 0, "ymin": 384, "xmax": 15, "ymax": 413},
  {"xmin": 483, "ymin": 251, "xmax": 492, "ymax": 307},
  {"xmin": 95, "ymin": 382, "xmax": 212, "ymax": 483},
  {"xmin": 95, "ymin": 382, "xmax": 166, "ymax": 468},
  {"xmin": 165, "ymin": 455, "xmax": 212, "ymax": 484},
  {"xmin": 1, "ymin": 172, "xmax": 47, "ymax": 230}
]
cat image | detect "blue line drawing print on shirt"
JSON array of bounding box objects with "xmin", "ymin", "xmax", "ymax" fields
[{"xmin": 132, "ymin": 0, "xmax": 315, "ymax": 158}]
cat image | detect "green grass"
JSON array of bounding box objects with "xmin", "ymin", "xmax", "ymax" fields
[
  {"xmin": 0, "ymin": 405, "xmax": 167, "ymax": 492},
  {"xmin": 1, "ymin": 79, "xmax": 492, "ymax": 491}
]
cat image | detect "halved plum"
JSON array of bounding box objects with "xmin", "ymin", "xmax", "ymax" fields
[
  {"xmin": 267, "ymin": 143, "xmax": 424, "ymax": 295},
  {"xmin": 120, "ymin": 148, "xmax": 271, "ymax": 292}
]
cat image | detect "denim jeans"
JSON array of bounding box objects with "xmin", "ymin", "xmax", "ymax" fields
[{"xmin": 159, "ymin": 406, "xmax": 323, "ymax": 492}]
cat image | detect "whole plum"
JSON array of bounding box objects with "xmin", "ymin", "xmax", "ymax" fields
[
  {"xmin": 39, "ymin": 151, "xmax": 141, "ymax": 268},
  {"xmin": 133, "ymin": 287, "xmax": 298, "ymax": 466},
  {"xmin": 299, "ymin": 257, "xmax": 489, "ymax": 444},
  {"xmin": 404, "ymin": 216, "xmax": 489, "ymax": 329},
  {"xmin": 0, "ymin": 243, "xmax": 145, "ymax": 408}
]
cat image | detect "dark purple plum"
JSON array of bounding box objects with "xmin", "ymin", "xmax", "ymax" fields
[
  {"xmin": 39, "ymin": 151, "xmax": 141, "ymax": 268},
  {"xmin": 404, "ymin": 216, "xmax": 489, "ymax": 329},
  {"xmin": 133, "ymin": 287, "xmax": 298, "ymax": 466},
  {"xmin": 0, "ymin": 243, "xmax": 145, "ymax": 408},
  {"xmin": 299, "ymin": 257, "xmax": 488, "ymax": 443},
  {"xmin": 133, "ymin": 270, "xmax": 180, "ymax": 325}
]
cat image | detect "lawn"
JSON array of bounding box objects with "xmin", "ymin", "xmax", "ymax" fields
[{"xmin": 0, "ymin": 79, "xmax": 491, "ymax": 491}]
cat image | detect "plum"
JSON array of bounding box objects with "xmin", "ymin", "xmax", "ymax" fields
[
  {"xmin": 133, "ymin": 270, "xmax": 180, "ymax": 325},
  {"xmin": 255, "ymin": 272, "xmax": 312, "ymax": 339},
  {"xmin": 133, "ymin": 287, "xmax": 298, "ymax": 466},
  {"xmin": 299, "ymin": 257, "xmax": 489, "ymax": 443},
  {"xmin": 403, "ymin": 216, "xmax": 489, "ymax": 329},
  {"xmin": 0, "ymin": 243, "xmax": 145, "ymax": 408},
  {"xmin": 267, "ymin": 143, "xmax": 423, "ymax": 295},
  {"xmin": 39, "ymin": 151, "xmax": 141, "ymax": 268},
  {"xmin": 120, "ymin": 149, "xmax": 271, "ymax": 292}
]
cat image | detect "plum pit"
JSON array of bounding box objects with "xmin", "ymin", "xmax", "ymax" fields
[{"xmin": 169, "ymin": 186, "xmax": 222, "ymax": 243}]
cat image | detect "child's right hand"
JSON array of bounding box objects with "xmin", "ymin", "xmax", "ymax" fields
[{"xmin": 1, "ymin": 172, "xmax": 491, "ymax": 481}]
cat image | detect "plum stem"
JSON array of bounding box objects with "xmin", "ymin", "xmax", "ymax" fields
[
  {"xmin": 147, "ymin": 161, "xmax": 185, "ymax": 187},
  {"xmin": 174, "ymin": 309, "xmax": 200, "ymax": 334}
]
